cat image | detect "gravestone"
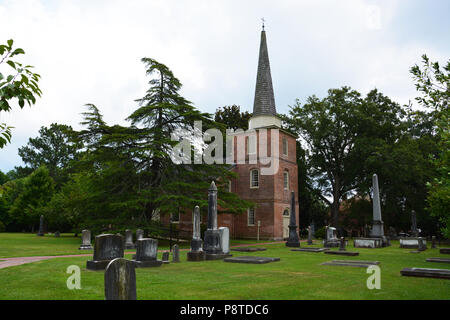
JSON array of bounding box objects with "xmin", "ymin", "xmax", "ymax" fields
[
  {"xmin": 232, "ymin": 247, "xmax": 267, "ymax": 252},
  {"xmin": 339, "ymin": 237, "xmax": 346, "ymax": 251},
  {"xmin": 37, "ymin": 215, "xmax": 44, "ymax": 236},
  {"xmin": 286, "ymin": 191, "xmax": 300, "ymax": 247},
  {"xmin": 324, "ymin": 226, "xmax": 339, "ymax": 248},
  {"xmin": 324, "ymin": 250, "xmax": 359, "ymax": 256},
  {"xmin": 219, "ymin": 227, "xmax": 230, "ymax": 254},
  {"xmin": 411, "ymin": 210, "xmax": 418, "ymax": 237},
  {"xmin": 187, "ymin": 206, "xmax": 206, "ymax": 261},
  {"xmin": 355, "ymin": 174, "xmax": 389, "ymax": 248},
  {"xmin": 172, "ymin": 244, "xmax": 180, "ymax": 263},
  {"xmin": 440, "ymin": 248, "xmax": 450, "ymax": 254},
  {"xmin": 432, "ymin": 236, "xmax": 436, "ymax": 249},
  {"xmin": 136, "ymin": 229, "xmax": 144, "ymax": 241},
  {"xmin": 162, "ymin": 251, "xmax": 170, "ymax": 264},
  {"xmin": 133, "ymin": 238, "xmax": 162, "ymax": 268},
  {"xmin": 426, "ymin": 258, "xmax": 450, "ymax": 264},
  {"xmin": 79, "ymin": 229, "xmax": 93, "ymax": 250},
  {"xmin": 104, "ymin": 258, "xmax": 137, "ymax": 300},
  {"xmin": 291, "ymin": 248, "xmax": 329, "ymax": 253},
  {"xmin": 124, "ymin": 229, "xmax": 135, "ymax": 249},
  {"xmin": 400, "ymin": 267, "xmax": 450, "ymax": 280},
  {"xmin": 224, "ymin": 256, "xmax": 280, "ymax": 264},
  {"xmin": 307, "ymin": 226, "xmax": 313, "ymax": 245},
  {"xmin": 54, "ymin": 231, "xmax": 60, "ymax": 238},
  {"xmin": 311, "ymin": 221, "xmax": 315, "ymax": 238},
  {"xmin": 321, "ymin": 260, "xmax": 379, "ymax": 268},
  {"xmin": 86, "ymin": 234, "xmax": 124, "ymax": 270},
  {"xmin": 418, "ymin": 237, "xmax": 427, "ymax": 251},
  {"xmin": 203, "ymin": 182, "xmax": 232, "ymax": 260},
  {"xmin": 400, "ymin": 238, "xmax": 427, "ymax": 249}
]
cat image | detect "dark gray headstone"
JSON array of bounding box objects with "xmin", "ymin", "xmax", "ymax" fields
[
  {"xmin": 286, "ymin": 191, "xmax": 300, "ymax": 247},
  {"xmin": 188, "ymin": 206, "xmax": 204, "ymax": 262},
  {"xmin": 124, "ymin": 229, "xmax": 135, "ymax": 249},
  {"xmin": 172, "ymin": 244, "xmax": 180, "ymax": 263},
  {"xmin": 426, "ymin": 258, "xmax": 450, "ymax": 264},
  {"xmin": 203, "ymin": 182, "xmax": 225, "ymax": 256},
  {"xmin": 54, "ymin": 231, "xmax": 60, "ymax": 238},
  {"xmin": 339, "ymin": 237, "xmax": 346, "ymax": 251},
  {"xmin": 79, "ymin": 229, "xmax": 93, "ymax": 250},
  {"xmin": 162, "ymin": 251, "xmax": 170, "ymax": 264},
  {"xmin": 370, "ymin": 174, "xmax": 384, "ymax": 238},
  {"xmin": 307, "ymin": 226, "xmax": 313, "ymax": 245},
  {"xmin": 291, "ymin": 248, "xmax": 330, "ymax": 253},
  {"xmin": 411, "ymin": 210, "xmax": 418, "ymax": 237},
  {"xmin": 231, "ymin": 247, "xmax": 267, "ymax": 252},
  {"xmin": 418, "ymin": 237, "xmax": 426, "ymax": 251},
  {"xmin": 104, "ymin": 258, "xmax": 136, "ymax": 300},
  {"xmin": 400, "ymin": 267, "xmax": 450, "ymax": 279},
  {"xmin": 440, "ymin": 248, "xmax": 450, "ymax": 254},
  {"xmin": 134, "ymin": 238, "xmax": 162, "ymax": 268},
  {"xmin": 432, "ymin": 236, "xmax": 436, "ymax": 249},
  {"xmin": 224, "ymin": 256, "xmax": 280, "ymax": 264},
  {"xmin": 321, "ymin": 260, "xmax": 379, "ymax": 268},
  {"xmin": 324, "ymin": 250, "xmax": 359, "ymax": 256},
  {"xmin": 37, "ymin": 215, "xmax": 44, "ymax": 236},
  {"xmin": 136, "ymin": 229, "xmax": 144, "ymax": 241},
  {"xmin": 86, "ymin": 234, "xmax": 124, "ymax": 270}
]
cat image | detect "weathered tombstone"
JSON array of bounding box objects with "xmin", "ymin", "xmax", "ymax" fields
[
  {"xmin": 136, "ymin": 229, "xmax": 144, "ymax": 241},
  {"xmin": 162, "ymin": 251, "xmax": 170, "ymax": 264},
  {"xmin": 187, "ymin": 206, "xmax": 206, "ymax": 261},
  {"xmin": 339, "ymin": 237, "xmax": 346, "ymax": 251},
  {"xmin": 418, "ymin": 237, "xmax": 427, "ymax": 251},
  {"xmin": 203, "ymin": 181, "xmax": 232, "ymax": 260},
  {"xmin": 37, "ymin": 215, "xmax": 44, "ymax": 236},
  {"xmin": 133, "ymin": 238, "xmax": 162, "ymax": 268},
  {"xmin": 324, "ymin": 226, "xmax": 339, "ymax": 247},
  {"xmin": 172, "ymin": 244, "xmax": 180, "ymax": 263},
  {"xmin": 79, "ymin": 229, "xmax": 93, "ymax": 250},
  {"xmin": 355, "ymin": 174, "xmax": 388, "ymax": 248},
  {"xmin": 86, "ymin": 234, "xmax": 124, "ymax": 270},
  {"xmin": 124, "ymin": 229, "xmax": 135, "ymax": 249},
  {"xmin": 224, "ymin": 256, "xmax": 280, "ymax": 264},
  {"xmin": 432, "ymin": 236, "xmax": 437, "ymax": 249},
  {"xmin": 307, "ymin": 226, "xmax": 313, "ymax": 245},
  {"xmin": 411, "ymin": 210, "xmax": 418, "ymax": 237},
  {"xmin": 54, "ymin": 231, "xmax": 60, "ymax": 238},
  {"xmin": 286, "ymin": 191, "xmax": 300, "ymax": 247},
  {"xmin": 104, "ymin": 258, "xmax": 136, "ymax": 300},
  {"xmin": 310, "ymin": 221, "xmax": 315, "ymax": 238},
  {"xmin": 219, "ymin": 227, "xmax": 230, "ymax": 254}
]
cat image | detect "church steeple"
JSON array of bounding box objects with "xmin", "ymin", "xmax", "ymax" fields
[{"xmin": 249, "ymin": 27, "xmax": 281, "ymax": 129}]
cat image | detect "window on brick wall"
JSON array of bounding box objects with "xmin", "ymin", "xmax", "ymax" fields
[
  {"xmin": 284, "ymin": 171, "xmax": 289, "ymax": 190},
  {"xmin": 248, "ymin": 208, "xmax": 255, "ymax": 226},
  {"xmin": 247, "ymin": 135, "xmax": 256, "ymax": 155},
  {"xmin": 250, "ymin": 169, "xmax": 259, "ymax": 188},
  {"xmin": 282, "ymin": 137, "xmax": 288, "ymax": 156}
]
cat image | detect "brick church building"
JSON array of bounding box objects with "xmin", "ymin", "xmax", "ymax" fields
[{"xmin": 164, "ymin": 28, "xmax": 299, "ymax": 240}]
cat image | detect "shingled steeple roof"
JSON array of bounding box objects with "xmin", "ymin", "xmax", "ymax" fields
[{"xmin": 252, "ymin": 30, "xmax": 276, "ymax": 116}]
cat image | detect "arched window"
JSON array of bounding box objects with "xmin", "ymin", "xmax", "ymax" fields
[
  {"xmin": 250, "ymin": 169, "xmax": 259, "ymax": 188},
  {"xmin": 283, "ymin": 170, "xmax": 289, "ymax": 190},
  {"xmin": 283, "ymin": 209, "xmax": 290, "ymax": 216}
]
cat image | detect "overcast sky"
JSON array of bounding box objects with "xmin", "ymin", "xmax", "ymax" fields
[{"xmin": 0, "ymin": 0, "xmax": 449, "ymax": 173}]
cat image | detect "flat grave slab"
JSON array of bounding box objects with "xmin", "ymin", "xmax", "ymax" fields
[
  {"xmin": 321, "ymin": 260, "xmax": 380, "ymax": 268},
  {"xmin": 426, "ymin": 258, "xmax": 450, "ymax": 264},
  {"xmin": 205, "ymin": 253, "xmax": 232, "ymax": 261},
  {"xmin": 224, "ymin": 256, "xmax": 280, "ymax": 264},
  {"xmin": 291, "ymin": 248, "xmax": 330, "ymax": 253},
  {"xmin": 440, "ymin": 248, "xmax": 450, "ymax": 254},
  {"xmin": 400, "ymin": 267, "xmax": 450, "ymax": 279},
  {"xmin": 324, "ymin": 250, "xmax": 359, "ymax": 256},
  {"xmin": 231, "ymin": 247, "xmax": 267, "ymax": 252}
]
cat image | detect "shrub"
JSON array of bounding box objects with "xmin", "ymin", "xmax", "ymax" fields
[{"xmin": 0, "ymin": 221, "xmax": 5, "ymax": 232}]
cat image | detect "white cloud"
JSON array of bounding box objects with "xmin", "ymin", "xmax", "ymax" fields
[{"xmin": 0, "ymin": 0, "xmax": 448, "ymax": 172}]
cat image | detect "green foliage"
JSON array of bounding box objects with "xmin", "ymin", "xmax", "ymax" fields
[
  {"xmin": 0, "ymin": 170, "xmax": 8, "ymax": 185},
  {"xmin": 0, "ymin": 39, "xmax": 42, "ymax": 148},
  {"xmin": 411, "ymin": 55, "xmax": 450, "ymax": 238},
  {"xmin": 214, "ymin": 105, "xmax": 251, "ymax": 131},
  {"xmin": 8, "ymin": 166, "xmax": 55, "ymax": 230},
  {"xmin": 314, "ymin": 226, "xmax": 326, "ymax": 239},
  {"xmin": 0, "ymin": 221, "xmax": 5, "ymax": 232},
  {"xmin": 18, "ymin": 123, "xmax": 81, "ymax": 187}
]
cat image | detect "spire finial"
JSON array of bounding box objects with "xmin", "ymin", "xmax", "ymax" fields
[{"xmin": 261, "ymin": 17, "xmax": 265, "ymax": 31}]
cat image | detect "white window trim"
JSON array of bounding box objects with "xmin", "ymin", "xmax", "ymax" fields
[
  {"xmin": 250, "ymin": 169, "xmax": 259, "ymax": 189},
  {"xmin": 282, "ymin": 137, "xmax": 288, "ymax": 156},
  {"xmin": 283, "ymin": 171, "xmax": 289, "ymax": 190},
  {"xmin": 248, "ymin": 208, "xmax": 256, "ymax": 226}
]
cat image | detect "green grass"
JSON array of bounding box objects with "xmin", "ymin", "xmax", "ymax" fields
[{"xmin": 0, "ymin": 233, "xmax": 449, "ymax": 300}]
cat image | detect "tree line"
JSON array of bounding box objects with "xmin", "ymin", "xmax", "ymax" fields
[{"xmin": 0, "ymin": 39, "xmax": 448, "ymax": 238}]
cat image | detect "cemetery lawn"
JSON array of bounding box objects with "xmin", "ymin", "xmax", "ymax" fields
[
  {"xmin": 0, "ymin": 239, "xmax": 449, "ymax": 299},
  {"xmin": 0, "ymin": 233, "xmax": 263, "ymax": 258}
]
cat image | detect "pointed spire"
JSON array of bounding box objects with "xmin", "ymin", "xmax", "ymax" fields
[{"xmin": 252, "ymin": 29, "xmax": 276, "ymax": 116}]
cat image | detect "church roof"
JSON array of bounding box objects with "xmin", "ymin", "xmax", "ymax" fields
[{"xmin": 252, "ymin": 30, "xmax": 277, "ymax": 117}]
